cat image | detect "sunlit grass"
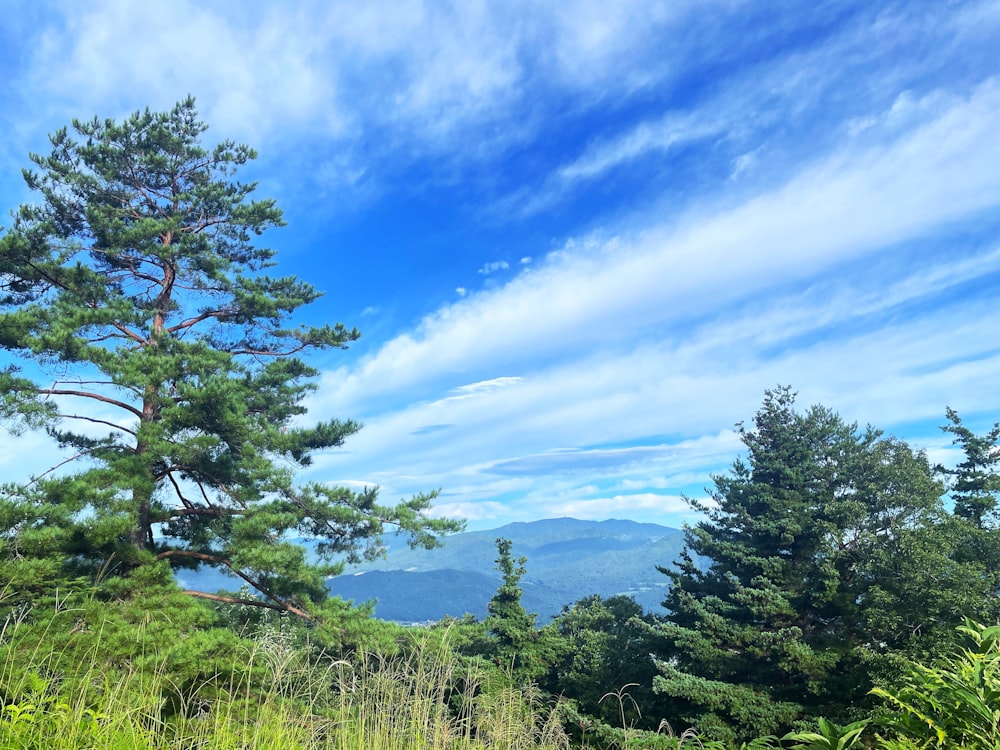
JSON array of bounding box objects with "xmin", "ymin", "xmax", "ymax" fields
[{"xmin": 0, "ymin": 609, "xmax": 568, "ymax": 750}]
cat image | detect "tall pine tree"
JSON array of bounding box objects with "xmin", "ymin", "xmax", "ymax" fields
[
  {"xmin": 484, "ymin": 538, "xmax": 562, "ymax": 684},
  {"xmin": 0, "ymin": 99, "xmax": 461, "ymax": 623},
  {"xmin": 939, "ymin": 407, "xmax": 1000, "ymax": 527},
  {"xmin": 654, "ymin": 387, "xmax": 943, "ymax": 742}
]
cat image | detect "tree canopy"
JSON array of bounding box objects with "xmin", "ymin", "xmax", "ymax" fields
[
  {"xmin": 482, "ymin": 537, "xmax": 562, "ymax": 684},
  {"xmin": 0, "ymin": 99, "xmax": 461, "ymax": 625},
  {"xmin": 938, "ymin": 407, "xmax": 1000, "ymax": 528},
  {"xmin": 653, "ymin": 387, "xmax": 948, "ymax": 741}
]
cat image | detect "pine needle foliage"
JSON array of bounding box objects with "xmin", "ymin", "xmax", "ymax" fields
[
  {"xmin": 0, "ymin": 99, "xmax": 462, "ymax": 623},
  {"xmin": 654, "ymin": 387, "xmax": 945, "ymax": 742}
]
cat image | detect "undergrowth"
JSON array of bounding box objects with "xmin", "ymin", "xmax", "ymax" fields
[{"xmin": 0, "ymin": 603, "xmax": 569, "ymax": 750}]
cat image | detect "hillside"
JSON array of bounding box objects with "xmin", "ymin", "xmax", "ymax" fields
[
  {"xmin": 178, "ymin": 517, "xmax": 686, "ymax": 623},
  {"xmin": 328, "ymin": 517, "xmax": 685, "ymax": 622}
]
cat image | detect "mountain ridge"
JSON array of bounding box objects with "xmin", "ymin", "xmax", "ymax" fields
[
  {"xmin": 329, "ymin": 517, "xmax": 685, "ymax": 622},
  {"xmin": 178, "ymin": 518, "xmax": 688, "ymax": 623}
]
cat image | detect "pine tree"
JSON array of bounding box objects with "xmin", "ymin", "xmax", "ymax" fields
[
  {"xmin": 0, "ymin": 99, "xmax": 462, "ymax": 623},
  {"xmin": 484, "ymin": 537, "xmax": 562, "ymax": 684},
  {"xmin": 653, "ymin": 387, "xmax": 943, "ymax": 742},
  {"xmin": 939, "ymin": 407, "xmax": 1000, "ymax": 527}
]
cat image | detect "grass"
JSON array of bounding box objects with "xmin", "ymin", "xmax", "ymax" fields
[
  {"xmin": 10, "ymin": 590, "xmax": 995, "ymax": 750},
  {"xmin": 0, "ymin": 607, "xmax": 569, "ymax": 750}
]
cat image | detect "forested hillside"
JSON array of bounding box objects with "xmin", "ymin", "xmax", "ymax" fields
[
  {"xmin": 180, "ymin": 518, "xmax": 686, "ymax": 621},
  {"xmin": 327, "ymin": 518, "xmax": 686, "ymax": 620}
]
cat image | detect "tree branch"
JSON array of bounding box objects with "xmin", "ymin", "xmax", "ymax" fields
[
  {"xmin": 158, "ymin": 549, "xmax": 312, "ymax": 619},
  {"xmin": 157, "ymin": 550, "xmax": 227, "ymax": 565},
  {"xmin": 26, "ymin": 450, "xmax": 96, "ymax": 485},
  {"xmin": 167, "ymin": 308, "xmax": 233, "ymax": 334},
  {"xmin": 180, "ymin": 215, "xmax": 230, "ymax": 235},
  {"xmin": 164, "ymin": 506, "xmax": 243, "ymax": 517},
  {"xmin": 38, "ymin": 388, "xmax": 143, "ymax": 419},
  {"xmin": 182, "ymin": 590, "xmax": 313, "ymax": 619},
  {"xmin": 51, "ymin": 378, "xmax": 143, "ymax": 399},
  {"xmin": 164, "ymin": 471, "xmax": 196, "ymax": 509},
  {"xmin": 229, "ymin": 342, "xmax": 310, "ymax": 357},
  {"xmin": 57, "ymin": 413, "xmax": 137, "ymax": 436}
]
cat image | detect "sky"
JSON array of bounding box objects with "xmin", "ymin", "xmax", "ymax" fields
[{"xmin": 1, "ymin": 0, "xmax": 1000, "ymax": 531}]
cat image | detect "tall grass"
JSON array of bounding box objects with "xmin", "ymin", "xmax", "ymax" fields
[{"xmin": 0, "ymin": 609, "xmax": 569, "ymax": 750}]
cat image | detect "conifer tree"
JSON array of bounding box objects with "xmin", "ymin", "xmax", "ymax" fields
[
  {"xmin": 939, "ymin": 407, "xmax": 1000, "ymax": 527},
  {"xmin": 654, "ymin": 387, "xmax": 943, "ymax": 742},
  {"xmin": 484, "ymin": 538, "xmax": 561, "ymax": 683},
  {"xmin": 0, "ymin": 99, "xmax": 461, "ymax": 622}
]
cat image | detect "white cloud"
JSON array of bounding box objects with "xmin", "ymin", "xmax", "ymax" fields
[
  {"xmin": 310, "ymin": 80, "xmax": 1000, "ymax": 419},
  {"xmin": 304, "ymin": 230, "xmax": 1000, "ymax": 526},
  {"xmin": 0, "ymin": 431, "xmax": 58, "ymax": 475},
  {"xmin": 450, "ymin": 377, "xmax": 523, "ymax": 396},
  {"xmin": 8, "ymin": 0, "xmax": 702, "ymax": 161},
  {"xmin": 730, "ymin": 145, "xmax": 764, "ymax": 180},
  {"xmin": 5, "ymin": 1, "xmax": 999, "ymax": 532},
  {"xmin": 0, "ymin": 388, "xmax": 138, "ymax": 484},
  {"xmin": 429, "ymin": 500, "xmax": 507, "ymax": 522},
  {"xmin": 6, "ymin": 0, "xmax": 994, "ymax": 228},
  {"xmin": 481, "ymin": 434, "xmax": 739, "ymax": 476},
  {"xmin": 557, "ymin": 112, "xmax": 717, "ymax": 183},
  {"xmin": 21, "ymin": 1, "xmax": 343, "ymax": 143},
  {"xmin": 478, "ymin": 260, "xmax": 510, "ymax": 275},
  {"xmin": 504, "ymin": 3, "xmax": 1000, "ymax": 218},
  {"xmin": 548, "ymin": 493, "xmax": 691, "ymax": 520}
]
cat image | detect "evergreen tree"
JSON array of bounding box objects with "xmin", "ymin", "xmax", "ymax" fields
[
  {"xmin": 653, "ymin": 387, "xmax": 944, "ymax": 742},
  {"xmin": 862, "ymin": 407, "xmax": 1000, "ymax": 666},
  {"xmin": 542, "ymin": 594, "xmax": 662, "ymax": 730},
  {"xmin": 0, "ymin": 100, "xmax": 462, "ymax": 624},
  {"xmin": 939, "ymin": 407, "xmax": 1000, "ymax": 527},
  {"xmin": 484, "ymin": 537, "xmax": 561, "ymax": 684}
]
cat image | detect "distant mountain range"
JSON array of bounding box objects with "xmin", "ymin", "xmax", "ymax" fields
[
  {"xmin": 177, "ymin": 517, "xmax": 688, "ymax": 624},
  {"xmin": 328, "ymin": 517, "xmax": 686, "ymax": 622}
]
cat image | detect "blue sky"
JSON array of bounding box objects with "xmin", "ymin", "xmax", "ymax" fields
[{"xmin": 2, "ymin": 1, "xmax": 1000, "ymax": 530}]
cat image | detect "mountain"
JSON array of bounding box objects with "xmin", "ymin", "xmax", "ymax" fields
[
  {"xmin": 176, "ymin": 518, "xmax": 687, "ymax": 623},
  {"xmin": 328, "ymin": 517, "xmax": 686, "ymax": 622}
]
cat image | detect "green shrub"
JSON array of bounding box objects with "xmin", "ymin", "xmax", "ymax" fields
[{"xmin": 872, "ymin": 620, "xmax": 1000, "ymax": 749}]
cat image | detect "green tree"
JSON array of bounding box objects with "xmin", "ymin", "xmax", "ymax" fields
[
  {"xmin": 483, "ymin": 537, "xmax": 562, "ymax": 684},
  {"xmin": 938, "ymin": 407, "xmax": 1000, "ymax": 528},
  {"xmin": 653, "ymin": 387, "xmax": 945, "ymax": 743},
  {"xmin": 0, "ymin": 99, "xmax": 461, "ymax": 624},
  {"xmin": 542, "ymin": 594, "xmax": 662, "ymax": 731},
  {"xmin": 857, "ymin": 408, "xmax": 1000, "ymax": 672}
]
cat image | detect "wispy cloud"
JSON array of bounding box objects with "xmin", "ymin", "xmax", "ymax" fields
[
  {"xmin": 409, "ymin": 423, "xmax": 456, "ymax": 436},
  {"xmin": 548, "ymin": 493, "xmax": 691, "ymax": 521},
  {"xmin": 429, "ymin": 500, "xmax": 509, "ymax": 522},
  {"xmin": 311, "ymin": 80, "xmax": 1000, "ymax": 419},
  {"xmin": 478, "ymin": 260, "xmax": 510, "ymax": 275},
  {"xmin": 558, "ymin": 114, "xmax": 715, "ymax": 183},
  {"xmin": 484, "ymin": 444, "xmax": 714, "ymax": 476},
  {"xmin": 2, "ymin": 1, "xmax": 999, "ymax": 531},
  {"xmin": 502, "ymin": 2, "xmax": 1000, "ymax": 218},
  {"xmin": 6, "ymin": 1, "xmax": 701, "ymax": 166},
  {"xmin": 450, "ymin": 377, "xmax": 524, "ymax": 396},
  {"xmin": 301, "ymin": 73, "xmax": 1000, "ymax": 525}
]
